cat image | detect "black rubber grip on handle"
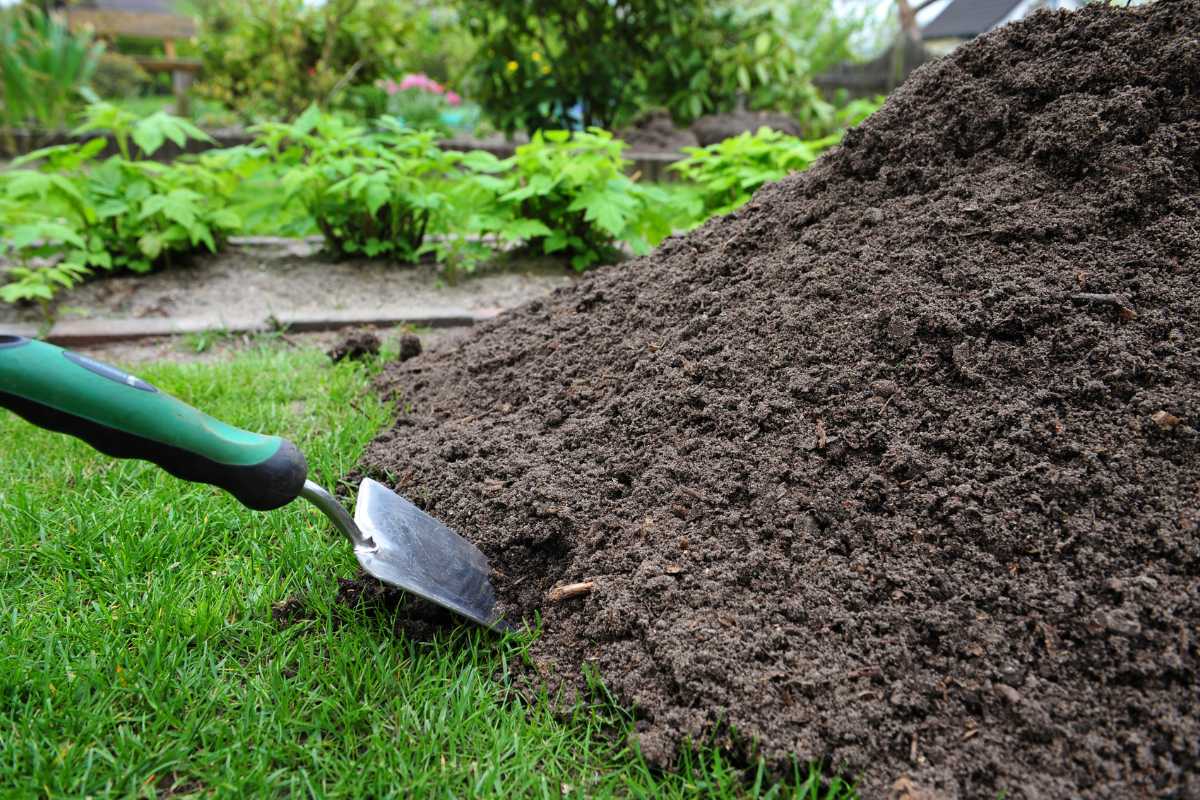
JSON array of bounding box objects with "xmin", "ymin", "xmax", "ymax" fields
[{"xmin": 0, "ymin": 390, "xmax": 308, "ymax": 511}]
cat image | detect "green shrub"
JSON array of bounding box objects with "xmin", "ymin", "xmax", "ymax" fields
[
  {"xmin": 0, "ymin": 104, "xmax": 242, "ymax": 311},
  {"xmin": 460, "ymin": 0, "xmax": 864, "ymax": 135},
  {"xmin": 643, "ymin": 1, "xmax": 861, "ymax": 126},
  {"xmin": 195, "ymin": 0, "xmax": 417, "ymax": 121},
  {"xmin": 670, "ymin": 127, "xmax": 842, "ymax": 217},
  {"xmin": 459, "ymin": 0, "xmax": 701, "ymax": 134},
  {"xmin": 394, "ymin": 5, "xmax": 477, "ymax": 88},
  {"xmin": 90, "ymin": 52, "xmax": 151, "ymax": 99},
  {"xmin": 251, "ymin": 107, "xmax": 472, "ymax": 260},
  {"xmin": 347, "ymin": 74, "xmax": 477, "ymax": 134},
  {"xmin": 0, "ymin": 7, "xmax": 102, "ymax": 130},
  {"xmin": 475, "ymin": 129, "xmax": 675, "ymax": 270}
]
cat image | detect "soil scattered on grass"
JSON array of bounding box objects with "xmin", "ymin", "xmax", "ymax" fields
[
  {"xmin": 327, "ymin": 330, "xmax": 382, "ymax": 363},
  {"xmin": 271, "ymin": 597, "xmax": 312, "ymax": 628},
  {"xmin": 358, "ymin": 3, "xmax": 1199, "ymax": 797},
  {"xmin": 336, "ymin": 575, "xmax": 459, "ymax": 639},
  {"xmin": 396, "ymin": 332, "xmax": 423, "ymax": 362}
]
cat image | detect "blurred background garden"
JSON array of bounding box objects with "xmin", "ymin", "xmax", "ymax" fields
[{"xmin": 0, "ymin": 0, "xmax": 1085, "ymax": 317}]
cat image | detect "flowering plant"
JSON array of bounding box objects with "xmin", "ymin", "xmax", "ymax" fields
[
  {"xmin": 377, "ymin": 73, "xmax": 463, "ymax": 106},
  {"xmin": 370, "ymin": 72, "xmax": 469, "ymax": 132}
]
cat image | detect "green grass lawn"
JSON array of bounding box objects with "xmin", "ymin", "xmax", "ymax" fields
[{"xmin": 0, "ymin": 345, "xmax": 857, "ymax": 798}]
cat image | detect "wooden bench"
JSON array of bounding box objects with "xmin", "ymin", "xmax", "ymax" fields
[{"xmin": 65, "ymin": 10, "xmax": 202, "ymax": 115}]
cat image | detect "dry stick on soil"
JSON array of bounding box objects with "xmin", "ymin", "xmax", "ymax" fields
[
  {"xmin": 1070, "ymin": 292, "xmax": 1138, "ymax": 319},
  {"xmin": 546, "ymin": 581, "xmax": 594, "ymax": 602}
]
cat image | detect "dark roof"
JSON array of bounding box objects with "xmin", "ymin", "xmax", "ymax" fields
[{"xmin": 922, "ymin": 0, "xmax": 1024, "ymax": 39}]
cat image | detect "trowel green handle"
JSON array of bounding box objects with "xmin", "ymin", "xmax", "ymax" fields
[{"xmin": 0, "ymin": 335, "xmax": 307, "ymax": 511}]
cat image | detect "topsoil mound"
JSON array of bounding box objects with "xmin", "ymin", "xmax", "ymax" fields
[{"xmin": 359, "ymin": 3, "xmax": 1199, "ymax": 797}]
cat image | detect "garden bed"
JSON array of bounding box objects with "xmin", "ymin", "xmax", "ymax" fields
[
  {"xmin": 2, "ymin": 126, "xmax": 687, "ymax": 180},
  {"xmin": 0, "ymin": 238, "xmax": 576, "ymax": 342},
  {"xmin": 354, "ymin": 2, "xmax": 1200, "ymax": 797}
]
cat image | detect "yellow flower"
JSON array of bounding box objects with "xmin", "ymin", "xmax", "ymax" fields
[
  {"xmin": 531, "ymin": 52, "xmax": 541, "ymax": 62},
  {"xmin": 506, "ymin": 60, "xmax": 519, "ymax": 73},
  {"xmin": 542, "ymin": 65, "xmax": 551, "ymax": 75}
]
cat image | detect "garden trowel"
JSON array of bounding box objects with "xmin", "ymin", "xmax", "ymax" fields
[{"xmin": 0, "ymin": 335, "xmax": 506, "ymax": 631}]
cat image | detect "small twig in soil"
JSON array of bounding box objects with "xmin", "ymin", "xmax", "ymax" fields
[
  {"xmin": 546, "ymin": 581, "xmax": 594, "ymax": 602},
  {"xmin": 1070, "ymin": 293, "xmax": 1137, "ymax": 319},
  {"xmin": 815, "ymin": 418, "xmax": 829, "ymax": 450}
]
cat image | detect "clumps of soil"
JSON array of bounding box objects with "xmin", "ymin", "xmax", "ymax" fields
[
  {"xmin": 270, "ymin": 577, "xmax": 461, "ymax": 640},
  {"xmin": 358, "ymin": 3, "xmax": 1200, "ymax": 797},
  {"xmin": 327, "ymin": 330, "xmax": 381, "ymax": 363},
  {"xmin": 336, "ymin": 575, "xmax": 460, "ymax": 640},
  {"xmin": 691, "ymin": 110, "xmax": 803, "ymax": 146},
  {"xmin": 271, "ymin": 597, "xmax": 313, "ymax": 628},
  {"xmin": 396, "ymin": 332, "xmax": 423, "ymax": 362},
  {"xmin": 618, "ymin": 110, "xmax": 700, "ymax": 154}
]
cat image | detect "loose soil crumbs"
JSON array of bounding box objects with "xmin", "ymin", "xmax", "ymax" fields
[
  {"xmin": 358, "ymin": 3, "xmax": 1199, "ymax": 797},
  {"xmin": 396, "ymin": 333, "xmax": 423, "ymax": 362},
  {"xmin": 327, "ymin": 330, "xmax": 382, "ymax": 363}
]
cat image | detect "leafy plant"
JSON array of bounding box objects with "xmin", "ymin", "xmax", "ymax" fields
[
  {"xmin": 90, "ymin": 52, "xmax": 151, "ymax": 100},
  {"xmin": 0, "ymin": 170, "xmax": 107, "ymax": 311},
  {"xmin": 342, "ymin": 73, "xmax": 476, "ymax": 134},
  {"xmin": 252, "ymin": 107, "xmax": 470, "ymax": 260},
  {"xmin": 0, "ymin": 104, "xmax": 241, "ymax": 311},
  {"xmin": 397, "ymin": 6, "xmax": 478, "ymax": 89},
  {"xmin": 460, "ymin": 0, "xmax": 702, "ymax": 134},
  {"xmin": 683, "ymin": 1, "xmax": 863, "ymax": 125},
  {"xmin": 0, "ymin": 7, "xmax": 103, "ymax": 131},
  {"xmin": 670, "ymin": 127, "xmax": 841, "ymax": 217},
  {"xmin": 195, "ymin": 0, "xmax": 419, "ymax": 121},
  {"xmin": 460, "ymin": 0, "xmax": 865, "ymax": 136},
  {"xmin": 74, "ymin": 101, "xmax": 215, "ymax": 161},
  {"xmin": 477, "ymin": 129, "xmax": 674, "ymax": 270}
]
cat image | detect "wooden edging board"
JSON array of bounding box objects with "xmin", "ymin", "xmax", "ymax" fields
[{"xmin": 2, "ymin": 307, "xmax": 498, "ymax": 347}]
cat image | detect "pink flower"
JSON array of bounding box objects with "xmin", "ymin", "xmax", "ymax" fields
[
  {"xmin": 445, "ymin": 91, "xmax": 462, "ymax": 106},
  {"xmin": 402, "ymin": 73, "xmax": 442, "ymax": 93}
]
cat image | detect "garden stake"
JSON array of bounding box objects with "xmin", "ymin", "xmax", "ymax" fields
[{"xmin": 0, "ymin": 335, "xmax": 507, "ymax": 631}]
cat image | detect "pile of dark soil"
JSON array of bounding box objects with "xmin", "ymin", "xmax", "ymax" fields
[
  {"xmin": 358, "ymin": 3, "xmax": 1199, "ymax": 797},
  {"xmin": 691, "ymin": 110, "xmax": 804, "ymax": 146}
]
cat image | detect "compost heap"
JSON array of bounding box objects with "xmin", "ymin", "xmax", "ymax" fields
[{"xmin": 359, "ymin": 3, "xmax": 1199, "ymax": 797}]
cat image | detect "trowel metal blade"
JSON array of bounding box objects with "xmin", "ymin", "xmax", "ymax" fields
[{"xmin": 353, "ymin": 477, "xmax": 509, "ymax": 631}]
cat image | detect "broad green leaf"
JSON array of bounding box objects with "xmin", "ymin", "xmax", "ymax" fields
[
  {"xmin": 292, "ymin": 104, "xmax": 323, "ymax": 137},
  {"xmin": 364, "ymin": 180, "xmax": 391, "ymax": 216},
  {"xmin": 138, "ymin": 232, "xmax": 165, "ymax": 260},
  {"xmin": 498, "ymin": 219, "xmax": 553, "ymax": 241},
  {"xmin": 458, "ymin": 150, "xmax": 507, "ymax": 173},
  {"xmin": 570, "ymin": 186, "xmax": 634, "ymax": 236},
  {"xmin": 132, "ymin": 124, "xmax": 165, "ymax": 157}
]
